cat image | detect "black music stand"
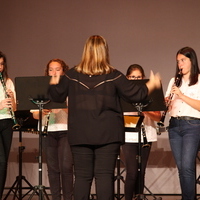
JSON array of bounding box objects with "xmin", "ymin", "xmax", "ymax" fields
[
  {"xmin": 114, "ymin": 115, "xmax": 144, "ymax": 200},
  {"xmin": 120, "ymin": 79, "xmax": 166, "ymax": 200},
  {"xmin": 3, "ymin": 111, "xmax": 38, "ymax": 200},
  {"xmin": 15, "ymin": 76, "xmax": 66, "ymax": 200},
  {"xmin": 114, "ymin": 155, "xmax": 125, "ymax": 200}
]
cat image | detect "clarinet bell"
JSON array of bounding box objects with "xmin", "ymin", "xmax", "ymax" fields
[
  {"xmin": 142, "ymin": 142, "xmax": 150, "ymax": 148},
  {"xmin": 12, "ymin": 123, "xmax": 21, "ymax": 130}
]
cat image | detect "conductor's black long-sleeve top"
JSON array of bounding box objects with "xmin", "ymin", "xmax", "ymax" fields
[{"xmin": 48, "ymin": 68, "xmax": 148, "ymax": 146}]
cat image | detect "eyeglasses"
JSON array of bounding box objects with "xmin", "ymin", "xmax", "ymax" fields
[{"xmin": 127, "ymin": 76, "xmax": 142, "ymax": 80}]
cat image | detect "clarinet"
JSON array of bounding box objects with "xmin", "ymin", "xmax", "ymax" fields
[
  {"xmin": 42, "ymin": 112, "xmax": 50, "ymax": 136},
  {"xmin": 157, "ymin": 69, "xmax": 182, "ymax": 134},
  {"xmin": 0, "ymin": 72, "xmax": 21, "ymax": 130},
  {"xmin": 141, "ymin": 123, "xmax": 150, "ymax": 148}
]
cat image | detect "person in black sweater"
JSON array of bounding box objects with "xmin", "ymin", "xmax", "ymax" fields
[
  {"xmin": 32, "ymin": 59, "xmax": 73, "ymax": 200},
  {"xmin": 48, "ymin": 35, "xmax": 161, "ymax": 200}
]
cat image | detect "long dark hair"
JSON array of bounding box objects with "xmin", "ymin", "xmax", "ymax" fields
[
  {"xmin": 176, "ymin": 47, "xmax": 199, "ymax": 86},
  {"xmin": 0, "ymin": 51, "xmax": 9, "ymax": 81}
]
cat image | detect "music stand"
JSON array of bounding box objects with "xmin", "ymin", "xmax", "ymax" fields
[
  {"xmin": 15, "ymin": 76, "xmax": 67, "ymax": 200},
  {"xmin": 114, "ymin": 115, "xmax": 143, "ymax": 200},
  {"xmin": 120, "ymin": 79, "xmax": 166, "ymax": 200}
]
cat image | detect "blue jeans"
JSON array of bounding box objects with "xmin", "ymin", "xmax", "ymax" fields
[
  {"xmin": 43, "ymin": 131, "xmax": 74, "ymax": 200},
  {"xmin": 71, "ymin": 143, "xmax": 120, "ymax": 200},
  {"xmin": 0, "ymin": 119, "xmax": 13, "ymax": 199},
  {"xmin": 168, "ymin": 117, "xmax": 200, "ymax": 200}
]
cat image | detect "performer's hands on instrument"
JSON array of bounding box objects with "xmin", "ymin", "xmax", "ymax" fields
[
  {"xmin": 143, "ymin": 111, "xmax": 161, "ymax": 122},
  {"xmin": 0, "ymin": 98, "xmax": 12, "ymax": 109},
  {"xmin": 146, "ymin": 70, "xmax": 161, "ymax": 94},
  {"xmin": 42, "ymin": 109, "xmax": 51, "ymax": 115},
  {"xmin": 50, "ymin": 74, "xmax": 60, "ymax": 85},
  {"xmin": 171, "ymin": 85, "xmax": 183, "ymax": 97},
  {"xmin": 6, "ymin": 89, "xmax": 14, "ymax": 98},
  {"xmin": 6, "ymin": 89, "xmax": 16, "ymax": 111},
  {"xmin": 32, "ymin": 109, "xmax": 51, "ymax": 120}
]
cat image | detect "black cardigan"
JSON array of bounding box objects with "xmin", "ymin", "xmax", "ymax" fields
[{"xmin": 48, "ymin": 68, "xmax": 148, "ymax": 146}]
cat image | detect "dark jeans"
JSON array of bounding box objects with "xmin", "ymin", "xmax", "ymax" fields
[
  {"xmin": 43, "ymin": 131, "xmax": 73, "ymax": 200},
  {"xmin": 168, "ymin": 117, "xmax": 200, "ymax": 200},
  {"xmin": 122, "ymin": 142, "xmax": 151, "ymax": 200},
  {"xmin": 71, "ymin": 143, "xmax": 120, "ymax": 200},
  {"xmin": 0, "ymin": 119, "xmax": 13, "ymax": 199}
]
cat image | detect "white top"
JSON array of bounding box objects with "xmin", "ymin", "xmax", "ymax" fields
[
  {"xmin": 31, "ymin": 108, "xmax": 68, "ymax": 132},
  {"xmin": 165, "ymin": 75, "xmax": 200, "ymax": 118},
  {"xmin": 124, "ymin": 112, "xmax": 157, "ymax": 143},
  {"xmin": 45, "ymin": 108, "xmax": 68, "ymax": 131},
  {"xmin": 0, "ymin": 78, "xmax": 16, "ymax": 120}
]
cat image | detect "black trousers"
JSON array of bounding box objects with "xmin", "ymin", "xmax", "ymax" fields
[
  {"xmin": 122, "ymin": 142, "xmax": 152, "ymax": 200},
  {"xmin": 43, "ymin": 131, "xmax": 74, "ymax": 200},
  {"xmin": 0, "ymin": 119, "xmax": 13, "ymax": 199},
  {"xmin": 71, "ymin": 143, "xmax": 120, "ymax": 200}
]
